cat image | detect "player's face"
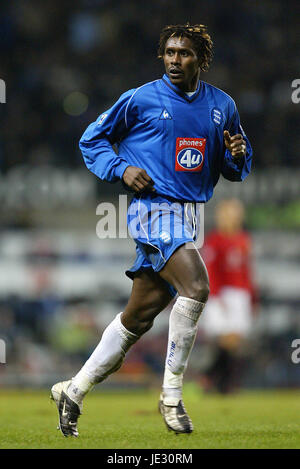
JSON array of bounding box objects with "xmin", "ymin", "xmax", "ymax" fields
[
  {"xmin": 216, "ymin": 200, "xmax": 245, "ymax": 233},
  {"xmin": 163, "ymin": 36, "xmax": 200, "ymax": 92}
]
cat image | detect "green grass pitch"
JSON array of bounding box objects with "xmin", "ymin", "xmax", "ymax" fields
[{"xmin": 0, "ymin": 387, "xmax": 299, "ymax": 449}]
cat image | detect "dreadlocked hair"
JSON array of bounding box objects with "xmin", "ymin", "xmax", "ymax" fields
[{"xmin": 158, "ymin": 23, "xmax": 213, "ymax": 72}]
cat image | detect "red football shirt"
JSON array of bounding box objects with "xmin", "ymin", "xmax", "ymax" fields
[{"xmin": 201, "ymin": 230, "xmax": 256, "ymax": 302}]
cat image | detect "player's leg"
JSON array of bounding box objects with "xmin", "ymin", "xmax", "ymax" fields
[
  {"xmin": 121, "ymin": 270, "xmax": 173, "ymax": 335},
  {"xmin": 157, "ymin": 242, "xmax": 209, "ymax": 433},
  {"xmin": 69, "ymin": 270, "xmax": 172, "ymax": 393},
  {"xmin": 214, "ymin": 287, "xmax": 252, "ymax": 393},
  {"xmin": 51, "ymin": 270, "xmax": 172, "ymax": 436},
  {"xmin": 159, "ymin": 242, "xmax": 209, "ymax": 302}
]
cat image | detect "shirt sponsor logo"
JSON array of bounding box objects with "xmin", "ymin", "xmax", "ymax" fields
[{"xmin": 175, "ymin": 137, "xmax": 206, "ymax": 172}]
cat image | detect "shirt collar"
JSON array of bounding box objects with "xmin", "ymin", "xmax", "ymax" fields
[{"xmin": 162, "ymin": 73, "xmax": 202, "ymax": 102}]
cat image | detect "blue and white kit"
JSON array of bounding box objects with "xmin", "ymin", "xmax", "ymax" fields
[{"xmin": 80, "ymin": 74, "xmax": 253, "ymax": 294}]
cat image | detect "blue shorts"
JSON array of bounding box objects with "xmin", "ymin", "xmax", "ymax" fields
[{"xmin": 125, "ymin": 193, "xmax": 202, "ymax": 298}]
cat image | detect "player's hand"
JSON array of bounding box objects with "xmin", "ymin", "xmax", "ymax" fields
[
  {"xmin": 122, "ymin": 166, "xmax": 156, "ymax": 193},
  {"xmin": 224, "ymin": 130, "xmax": 246, "ymax": 159}
]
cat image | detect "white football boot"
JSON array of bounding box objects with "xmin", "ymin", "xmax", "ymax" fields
[
  {"xmin": 50, "ymin": 380, "xmax": 82, "ymax": 437},
  {"xmin": 159, "ymin": 393, "xmax": 193, "ymax": 434}
]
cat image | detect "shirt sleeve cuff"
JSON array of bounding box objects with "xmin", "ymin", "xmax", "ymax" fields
[
  {"xmin": 233, "ymin": 154, "xmax": 246, "ymax": 169},
  {"xmin": 227, "ymin": 151, "xmax": 246, "ymax": 170},
  {"xmin": 114, "ymin": 161, "xmax": 130, "ymax": 180}
]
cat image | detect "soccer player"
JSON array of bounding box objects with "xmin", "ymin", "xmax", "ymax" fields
[
  {"xmin": 51, "ymin": 24, "xmax": 252, "ymax": 436},
  {"xmin": 200, "ymin": 199, "xmax": 257, "ymax": 393}
]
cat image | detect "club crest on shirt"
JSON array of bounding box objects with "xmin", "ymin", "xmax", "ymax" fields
[
  {"xmin": 159, "ymin": 231, "xmax": 172, "ymax": 245},
  {"xmin": 211, "ymin": 107, "xmax": 223, "ymax": 125},
  {"xmin": 175, "ymin": 137, "xmax": 206, "ymax": 172}
]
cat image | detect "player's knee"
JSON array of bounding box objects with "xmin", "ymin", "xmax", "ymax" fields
[
  {"xmin": 138, "ymin": 318, "xmax": 154, "ymax": 335},
  {"xmin": 130, "ymin": 316, "xmax": 154, "ymax": 335},
  {"xmin": 183, "ymin": 280, "xmax": 210, "ymax": 303},
  {"xmin": 122, "ymin": 311, "xmax": 155, "ymax": 336},
  {"xmin": 123, "ymin": 290, "xmax": 169, "ymax": 335}
]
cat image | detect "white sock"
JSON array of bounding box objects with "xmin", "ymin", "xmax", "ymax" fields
[
  {"xmin": 162, "ymin": 296, "xmax": 205, "ymax": 405},
  {"xmin": 68, "ymin": 312, "xmax": 139, "ymax": 404}
]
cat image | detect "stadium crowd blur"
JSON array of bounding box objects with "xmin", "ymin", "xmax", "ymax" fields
[
  {"xmin": 1, "ymin": 0, "xmax": 300, "ymax": 390},
  {"xmin": 1, "ymin": 0, "xmax": 299, "ymax": 172}
]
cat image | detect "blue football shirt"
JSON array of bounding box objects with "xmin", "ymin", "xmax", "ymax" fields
[{"xmin": 79, "ymin": 74, "xmax": 252, "ymax": 202}]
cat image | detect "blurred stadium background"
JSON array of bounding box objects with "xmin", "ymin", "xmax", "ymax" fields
[{"xmin": 0, "ymin": 0, "xmax": 300, "ymax": 392}]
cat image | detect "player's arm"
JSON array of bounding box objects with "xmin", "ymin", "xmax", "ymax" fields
[
  {"xmin": 221, "ymin": 103, "xmax": 252, "ymax": 182},
  {"xmin": 79, "ymin": 90, "xmax": 154, "ymax": 192},
  {"xmin": 79, "ymin": 91, "xmax": 132, "ymax": 183},
  {"xmin": 244, "ymin": 234, "xmax": 259, "ymax": 311}
]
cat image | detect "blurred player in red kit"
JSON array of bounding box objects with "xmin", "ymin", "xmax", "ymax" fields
[{"xmin": 200, "ymin": 199, "xmax": 258, "ymax": 393}]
